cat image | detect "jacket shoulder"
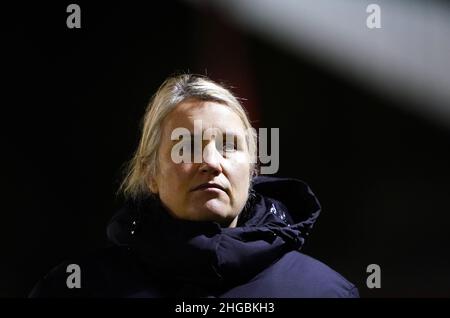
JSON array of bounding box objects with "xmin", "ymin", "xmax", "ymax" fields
[
  {"xmin": 223, "ymin": 251, "xmax": 359, "ymax": 298},
  {"xmin": 278, "ymin": 251, "xmax": 359, "ymax": 297},
  {"xmin": 28, "ymin": 246, "xmax": 152, "ymax": 297}
]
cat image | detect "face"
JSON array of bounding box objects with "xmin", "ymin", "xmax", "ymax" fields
[{"xmin": 149, "ymin": 99, "xmax": 251, "ymax": 228}]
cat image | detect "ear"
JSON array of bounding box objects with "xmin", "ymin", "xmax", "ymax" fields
[{"xmin": 148, "ymin": 176, "xmax": 159, "ymax": 194}]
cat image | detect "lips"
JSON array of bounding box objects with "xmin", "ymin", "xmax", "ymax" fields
[{"xmin": 191, "ymin": 182, "xmax": 227, "ymax": 193}]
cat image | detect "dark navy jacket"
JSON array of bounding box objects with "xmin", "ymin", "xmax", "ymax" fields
[{"xmin": 29, "ymin": 176, "xmax": 359, "ymax": 298}]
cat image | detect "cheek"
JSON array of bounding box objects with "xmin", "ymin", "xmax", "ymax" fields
[
  {"xmin": 158, "ymin": 162, "xmax": 194, "ymax": 191},
  {"xmin": 227, "ymin": 156, "xmax": 251, "ymax": 192},
  {"xmin": 232, "ymin": 153, "xmax": 251, "ymax": 176}
]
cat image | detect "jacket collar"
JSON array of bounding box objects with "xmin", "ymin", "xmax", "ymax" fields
[{"xmin": 107, "ymin": 176, "xmax": 321, "ymax": 289}]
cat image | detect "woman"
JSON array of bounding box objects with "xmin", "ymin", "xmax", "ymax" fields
[{"xmin": 30, "ymin": 74, "xmax": 359, "ymax": 297}]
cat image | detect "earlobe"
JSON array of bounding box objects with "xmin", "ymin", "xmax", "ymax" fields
[{"xmin": 148, "ymin": 177, "xmax": 159, "ymax": 194}]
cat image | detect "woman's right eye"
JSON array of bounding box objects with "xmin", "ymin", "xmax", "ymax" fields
[{"xmin": 178, "ymin": 139, "xmax": 194, "ymax": 156}]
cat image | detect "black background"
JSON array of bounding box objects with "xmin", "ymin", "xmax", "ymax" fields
[{"xmin": 2, "ymin": 1, "xmax": 450, "ymax": 297}]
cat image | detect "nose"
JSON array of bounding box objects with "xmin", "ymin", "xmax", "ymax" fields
[{"xmin": 199, "ymin": 141, "xmax": 222, "ymax": 175}]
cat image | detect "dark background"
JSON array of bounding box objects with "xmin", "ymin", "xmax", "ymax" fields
[{"xmin": 2, "ymin": 1, "xmax": 450, "ymax": 297}]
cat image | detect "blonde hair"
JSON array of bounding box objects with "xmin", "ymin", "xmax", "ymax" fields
[{"xmin": 119, "ymin": 74, "xmax": 258, "ymax": 200}]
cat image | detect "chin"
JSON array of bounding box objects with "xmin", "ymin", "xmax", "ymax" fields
[{"xmin": 192, "ymin": 200, "xmax": 236, "ymax": 223}]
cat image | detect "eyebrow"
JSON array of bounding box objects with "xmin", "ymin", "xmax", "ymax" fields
[
  {"xmin": 170, "ymin": 132, "xmax": 198, "ymax": 142},
  {"xmin": 169, "ymin": 130, "xmax": 243, "ymax": 142}
]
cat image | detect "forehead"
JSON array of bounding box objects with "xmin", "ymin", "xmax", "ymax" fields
[{"xmin": 162, "ymin": 99, "xmax": 245, "ymax": 132}]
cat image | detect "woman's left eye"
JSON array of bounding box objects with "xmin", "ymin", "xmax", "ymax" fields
[{"xmin": 223, "ymin": 142, "xmax": 237, "ymax": 152}]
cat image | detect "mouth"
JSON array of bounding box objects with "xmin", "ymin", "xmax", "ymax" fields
[{"xmin": 191, "ymin": 182, "xmax": 227, "ymax": 193}]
